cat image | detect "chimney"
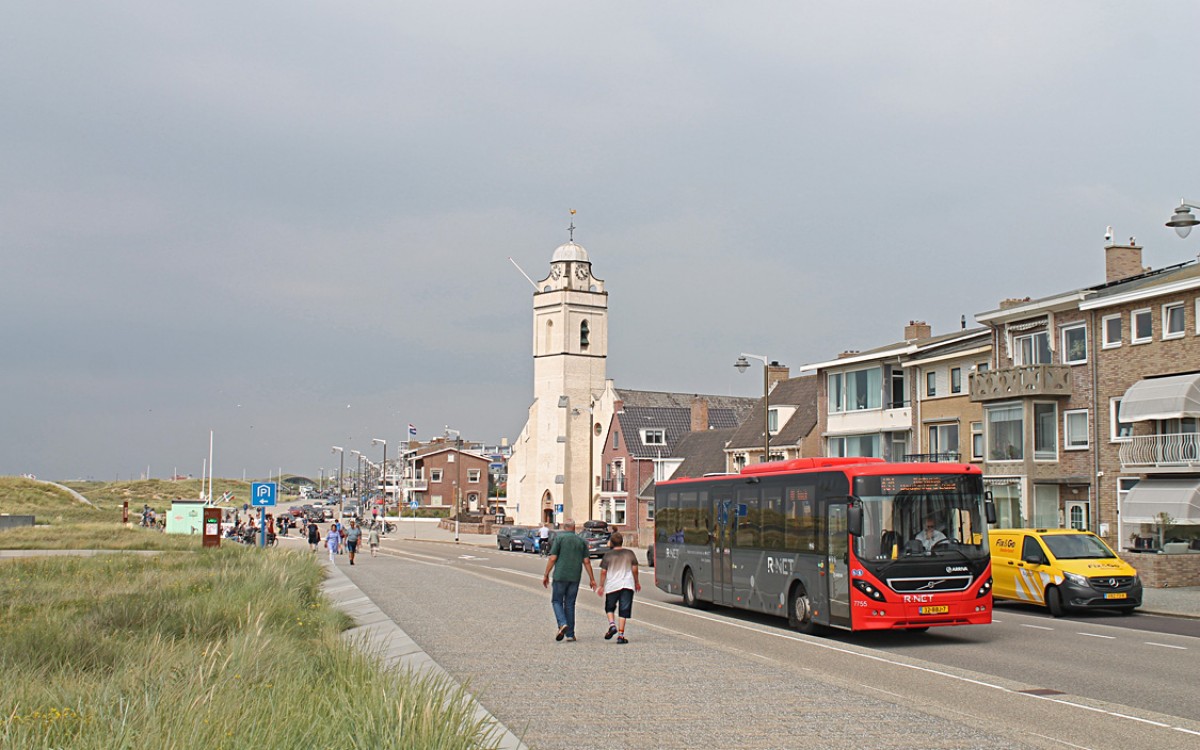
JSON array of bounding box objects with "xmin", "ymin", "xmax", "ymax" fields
[
  {"xmin": 904, "ymin": 320, "xmax": 932, "ymax": 341},
  {"xmin": 1105, "ymin": 242, "xmax": 1144, "ymax": 283},
  {"xmin": 766, "ymin": 361, "xmax": 790, "ymax": 391},
  {"xmin": 998, "ymin": 297, "xmax": 1032, "ymax": 310},
  {"xmin": 690, "ymin": 396, "xmax": 710, "ymax": 432}
]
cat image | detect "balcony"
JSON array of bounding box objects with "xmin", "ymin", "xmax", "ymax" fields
[
  {"xmin": 969, "ymin": 365, "xmax": 1071, "ymax": 402},
  {"xmin": 903, "ymin": 452, "xmax": 962, "ymax": 463},
  {"xmin": 1119, "ymin": 433, "xmax": 1200, "ymax": 473},
  {"xmin": 401, "ymin": 478, "xmax": 428, "ymax": 492},
  {"xmin": 602, "ymin": 475, "xmax": 626, "ymax": 493}
]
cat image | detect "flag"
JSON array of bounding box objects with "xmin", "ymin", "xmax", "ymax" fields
[{"xmin": 408, "ymin": 423, "xmax": 417, "ymax": 436}]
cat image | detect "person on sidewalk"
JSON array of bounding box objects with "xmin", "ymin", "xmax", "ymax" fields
[
  {"xmin": 368, "ymin": 523, "xmax": 381, "ymax": 557},
  {"xmin": 326, "ymin": 524, "xmax": 342, "ymax": 563},
  {"xmin": 541, "ymin": 519, "xmax": 596, "ymax": 642},
  {"xmin": 307, "ymin": 521, "xmax": 321, "ymax": 552},
  {"xmin": 345, "ymin": 520, "xmax": 362, "ymax": 565},
  {"xmin": 597, "ymin": 531, "xmax": 641, "ymax": 644}
]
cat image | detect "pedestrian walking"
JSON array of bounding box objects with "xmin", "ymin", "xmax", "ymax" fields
[
  {"xmin": 326, "ymin": 524, "xmax": 342, "ymax": 563},
  {"xmin": 345, "ymin": 520, "xmax": 362, "ymax": 565},
  {"xmin": 307, "ymin": 522, "xmax": 321, "ymax": 552},
  {"xmin": 597, "ymin": 531, "xmax": 640, "ymax": 644},
  {"xmin": 541, "ymin": 519, "xmax": 596, "ymax": 642},
  {"xmin": 368, "ymin": 524, "xmax": 381, "ymax": 557}
]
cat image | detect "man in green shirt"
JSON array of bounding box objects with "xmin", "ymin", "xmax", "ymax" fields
[{"xmin": 542, "ymin": 519, "xmax": 596, "ymax": 642}]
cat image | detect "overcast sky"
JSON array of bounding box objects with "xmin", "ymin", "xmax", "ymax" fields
[{"xmin": 4, "ymin": 3, "xmax": 1198, "ymax": 481}]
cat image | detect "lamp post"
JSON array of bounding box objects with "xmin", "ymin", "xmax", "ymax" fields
[
  {"xmin": 1166, "ymin": 200, "xmax": 1200, "ymax": 238},
  {"xmin": 735, "ymin": 353, "xmax": 772, "ymax": 463},
  {"xmin": 351, "ymin": 450, "xmax": 363, "ymax": 502},
  {"xmin": 372, "ymin": 438, "xmax": 387, "ymax": 515},
  {"xmin": 331, "ymin": 447, "xmax": 344, "ymax": 508}
]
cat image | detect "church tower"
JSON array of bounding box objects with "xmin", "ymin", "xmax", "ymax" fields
[{"xmin": 507, "ymin": 229, "xmax": 608, "ymax": 526}]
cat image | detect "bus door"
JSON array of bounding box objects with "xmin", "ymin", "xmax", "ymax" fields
[
  {"xmin": 825, "ymin": 503, "xmax": 851, "ymax": 627},
  {"xmin": 713, "ymin": 493, "xmax": 735, "ymax": 605}
]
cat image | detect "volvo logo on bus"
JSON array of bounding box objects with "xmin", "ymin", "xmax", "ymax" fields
[{"xmin": 945, "ymin": 565, "xmax": 968, "ymax": 573}]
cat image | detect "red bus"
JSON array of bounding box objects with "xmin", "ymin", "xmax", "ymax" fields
[{"xmin": 653, "ymin": 457, "xmax": 996, "ymax": 633}]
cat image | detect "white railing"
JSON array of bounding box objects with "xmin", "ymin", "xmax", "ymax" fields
[{"xmin": 1119, "ymin": 433, "xmax": 1200, "ymax": 470}]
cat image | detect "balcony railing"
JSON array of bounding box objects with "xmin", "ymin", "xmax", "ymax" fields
[
  {"xmin": 969, "ymin": 365, "xmax": 1072, "ymax": 402},
  {"xmin": 1119, "ymin": 433, "xmax": 1200, "ymax": 472},
  {"xmin": 902, "ymin": 452, "xmax": 962, "ymax": 463},
  {"xmin": 601, "ymin": 475, "xmax": 626, "ymax": 493}
]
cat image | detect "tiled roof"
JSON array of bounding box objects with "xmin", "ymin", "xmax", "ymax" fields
[
  {"xmin": 671, "ymin": 429, "xmax": 736, "ymax": 478},
  {"xmin": 614, "ymin": 388, "xmax": 757, "ymax": 422},
  {"xmin": 727, "ymin": 375, "xmax": 819, "ymax": 450},
  {"xmin": 617, "ymin": 406, "xmax": 744, "ymax": 459}
]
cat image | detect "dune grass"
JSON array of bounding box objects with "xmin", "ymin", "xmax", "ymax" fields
[{"xmin": 0, "ymin": 547, "xmax": 506, "ymax": 749}]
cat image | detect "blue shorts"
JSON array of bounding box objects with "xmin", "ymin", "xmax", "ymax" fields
[{"xmin": 604, "ymin": 589, "xmax": 634, "ymax": 618}]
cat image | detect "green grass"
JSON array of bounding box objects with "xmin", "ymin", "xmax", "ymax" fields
[{"xmin": 0, "ymin": 548, "xmax": 507, "ymax": 749}]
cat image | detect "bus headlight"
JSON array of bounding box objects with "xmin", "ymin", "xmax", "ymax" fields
[
  {"xmin": 853, "ymin": 579, "xmax": 887, "ymax": 602},
  {"xmin": 976, "ymin": 576, "xmax": 992, "ymax": 598}
]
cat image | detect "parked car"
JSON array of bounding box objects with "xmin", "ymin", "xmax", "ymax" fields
[
  {"xmin": 496, "ymin": 526, "xmax": 528, "ymax": 551},
  {"xmin": 581, "ymin": 520, "xmax": 611, "ymax": 559},
  {"xmin": 343, "ymin": 502, "xmax": 361, "ymax": 520},
  {"xmin": 520, "ymin": 528, "xmax": 556, "ymax": 554}
]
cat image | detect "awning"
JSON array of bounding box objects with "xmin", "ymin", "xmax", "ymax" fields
[
  {"xmin": 1120, "ymin": 479, "xmax": 1200, "ymax": 524},
  {"xmin": 1118, "ymin": 372, "xmax": 1200, "ymax": 422}
]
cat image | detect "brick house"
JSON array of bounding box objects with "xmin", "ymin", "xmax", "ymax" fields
[
  {"xmin": 407, "ymin": 441, "xmax": 492, "ymax": 514},
  {"xmin": 724, "ymin": 372, "xmax": 821, "ymax": 471}
]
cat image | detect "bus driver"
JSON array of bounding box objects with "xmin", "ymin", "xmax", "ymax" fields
[{"xmin": 917, "ymin": 516, "xmax": 947, "ymax": 552}]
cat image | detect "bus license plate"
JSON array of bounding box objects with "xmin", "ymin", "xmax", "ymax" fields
[
  {"xmin": 919, "ymin": 605, "xmax": 949, "ymax": 615},
  {"xmin": 1104, "ymin": 593, "xmax": 1127, "ymax": 600}
]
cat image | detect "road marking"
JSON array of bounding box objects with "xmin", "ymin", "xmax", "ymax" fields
[
  {"xmin": 1020, "ymin": 623, "xmax": 1053, "ymax": 631},
  {"xmin": 1145, "ymin": 642, "xmax": 1187, "ymax": 650},
  {"xmin": 1024, "ymin": 731, "xmax": 1094, "ymax": 750},
  {"xmin": 1077, "ymin": 632, "xmax": 1115, "ymax": 640}
]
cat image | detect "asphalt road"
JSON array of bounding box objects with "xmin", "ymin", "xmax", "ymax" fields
[{"xmin": 309, "ymin": 534, "xmax": 1200, "ymax": 750}]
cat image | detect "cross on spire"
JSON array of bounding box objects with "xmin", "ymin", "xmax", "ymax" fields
[{"xmin": 568, "ymin": 208, "xmax": 576, "ymax": 242}]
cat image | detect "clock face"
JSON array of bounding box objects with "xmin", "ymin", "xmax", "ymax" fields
[
  {"xmin": 574, "ymin": 265, "xmax": 589, "ymax": 280},
  {"xmin": 550, "ymin": 266, "xmax": 562, "ymax": 279}
]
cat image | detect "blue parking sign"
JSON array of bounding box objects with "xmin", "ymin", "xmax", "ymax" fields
[{"xmin": 251, "ymin": 482, "xmax": 277, "ymax": 507}]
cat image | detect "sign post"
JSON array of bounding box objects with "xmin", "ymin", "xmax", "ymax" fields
[
  {"xmin": 250, "ymin": 482, "xmax": 277, "ymax": 548},
  {"xmin": 410, "ymin": 499, "xmax": 419, "ymax": 540}
]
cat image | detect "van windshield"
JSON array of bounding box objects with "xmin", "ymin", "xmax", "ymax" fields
[{"xmin": 1043, "ymin": 534, "xmax": 1116, "ymax": 560}]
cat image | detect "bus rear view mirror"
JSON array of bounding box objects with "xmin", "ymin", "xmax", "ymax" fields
[
  {"xmin": 847, "ymin": 503, "xmax": 863, "ymax": 538},
  {"xmin": 984, "ymin": 491, "xmax": 997, "ymax": 525}
]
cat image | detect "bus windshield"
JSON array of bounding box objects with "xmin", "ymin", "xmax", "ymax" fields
[{"xmin": 853, "ymin": 474, "xmax": 988, "ymax": 562}]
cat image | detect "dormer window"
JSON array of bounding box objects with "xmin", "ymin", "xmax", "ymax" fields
[{"xmin": 642, "ymin": 429, "xmax": 665, "ymax": 445}]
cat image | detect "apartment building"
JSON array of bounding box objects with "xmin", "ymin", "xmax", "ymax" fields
[{"xmin": 973, "ymin": 242, "xmax": 1200, "ymax": 558}]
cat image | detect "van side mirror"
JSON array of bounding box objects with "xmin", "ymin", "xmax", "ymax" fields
[{"xmin": 1022, "ymin": 553, "xmax": 1044, "ymax": 566}]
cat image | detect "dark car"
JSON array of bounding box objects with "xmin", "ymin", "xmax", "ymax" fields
[
  {"xmin": 496, "ymin": 526, "xmax": 528, "ymax": 551},
  {"xmin": 581, "ymin": 520, "xmax": 612, "ymax": 559}
]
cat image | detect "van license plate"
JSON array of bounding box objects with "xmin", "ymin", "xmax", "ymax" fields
[
  {"xmin": 919, "ymin": 605, "xmax": 949, "ymax": 615},
  {"xmin": 1104, "ymin": 593, "xmax": 1127, "ymax": 600}
]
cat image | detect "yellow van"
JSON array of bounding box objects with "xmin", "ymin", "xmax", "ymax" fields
[{"xmin": 989, "ymin": 529, "xmax": 1142, "ymax": 617}]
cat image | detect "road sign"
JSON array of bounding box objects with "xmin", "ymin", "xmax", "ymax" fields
[
  {"xmin": 251, "ymin": 482, "xmax": 277, "ymax": 507},
  {"xmin": 554, "ymin": 503, "xmax": 563, "ymax": 513},
  {"xmin": 409, "ymin": 500, "xmax": 419, "ymax": 509}
]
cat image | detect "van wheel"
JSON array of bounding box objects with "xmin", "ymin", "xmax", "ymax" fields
[
  {"xmin": 1046, "ymin": 586, "xmax": 1066, "ymax": 618},
  {"xmin": 682, "ymin": 569, "xmax": 706, "ymax": 609},
  {"xmin": 787, "ymin": 584, "xmax": 822, "ymax": 635}
]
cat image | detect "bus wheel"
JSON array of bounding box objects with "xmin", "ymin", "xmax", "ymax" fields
[
  {"xmin": 1046, "ymin": 586, "xmax": 1066, "ymax": 618},
  {"xmin": 682, "ymin": 569, "xmax": 706, "ymax": 609},
  {"xmin": 787, "ymin": 584, "xmax": 821, "ymax": 635}
]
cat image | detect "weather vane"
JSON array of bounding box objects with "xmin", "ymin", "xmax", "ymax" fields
[{"xmin": 568, "ymin": 208, "xmax": 576, "ymax": 242}]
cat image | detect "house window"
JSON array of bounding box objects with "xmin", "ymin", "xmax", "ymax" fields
[
  {"xmin": 986, "ymin": 403, "xmax": 1023, "ymax": 461},
  {"xmin": 977, "ymin": 361, "xmax": 990, "ymax": 373},
  {"xmin": 928, "ymin": 423, "xmax": 959, "ymax": 457},
  {"xmin": 1034, "ymin": 402, "xmax": 1058, "ymax": 461},
  {"xmin": 612, "ymin": 430, "xmax": 619, "ymax": 449},
  {"xmin": 951, "ymin": 367, "xmax": 962, "ymax": 394},
  {"xmin": 1064, "ymin": 409, "xmax": 1089, "ymax": 450},
  {"xmin": 1110, "ymin": 398, "xmax": 1133, "ymax": 441},
  {"xmin": 733, "ymin": 454, "xmax": 747, "ymax": 471},
  {"xmin": 647, "ymin": 501, "xmax": 655, "ymax": 521},
  {"xmin": 828, "ymin": 434, "xmax": 880, "ymax": 457},
  {"xmin": 1102, "ymin": 314, "xmax": 1122, "ymax": 348},
  {"xmin": 926, "ymin": 371, "xmax": 937, "ymax": 397},
  {"xmin": 768, "ymin": 408, "xmax": 779, "ymax": 433},
  {"xmin": 828, "ymin": 367, "xmax": 882, "ymax": 413},
  {"xmin": 468, "ymin": 469, "xmax": 481, "ymax": 483},
  {"xmin": 1163, "ymin": 302, "xmax": 1185, "ymax": 339},
  {"xmin": 430, "ymin": 469, "xmax": 443, "ymax": 482},
  {"xmin": 1013, "ymin": 331, "xmax": 1050, "ymax": 365},
  {"xmin": 1132, "ymin": 309, "xmax": 1152, "ymax": 343},
  {"xmin": 889, "ymin": 368, "xmax": 908, "ymax": 408},
  {"xmin": 970, "ymin": 421, "xmax": 983, "ymax": 460},
  {"xmin": 642, "ymin": 429, "xmax": 665, "ymax": 445},
  {"xmin": 1062, "ymin": 324, "xmax": 1087, "ymax": 364},
  {"xmin": 890, "ymin": 434, "xmax": 908, "ymax": 461}
]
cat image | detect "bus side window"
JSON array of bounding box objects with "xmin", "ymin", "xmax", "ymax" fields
[{"xmin": 762, "ymin": 485, "xmax": 783, "ymax": 548}]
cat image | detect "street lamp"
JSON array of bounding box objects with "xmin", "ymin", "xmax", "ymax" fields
[
  {"xmin": 331, "ymin": 447, "xmax": 345, "ymax": 507},
  {"xmin": 1166, "ymin": 199, "xmax": 1200, "ymax": 238},
  {"xmin": 372, "ymin": 438, "xmax": 387, "ymax": 514},
  {"xmin": 735, "ymin": 353, "xmax": 772, "ymax": 463},
  {"xmin": 351, "ymin": 450, "xmax": 363, "ymax": 500}
]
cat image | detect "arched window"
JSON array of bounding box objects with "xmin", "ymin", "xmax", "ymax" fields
[{"xmin": 580, "ymin": 320, "xmax": 590, "ymax": 350}]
